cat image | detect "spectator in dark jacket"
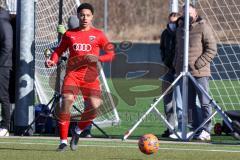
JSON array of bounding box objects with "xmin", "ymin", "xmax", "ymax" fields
[
  {"xmin": 7, "ymin": 0, "xmax": 17, "ymax": 104},
  {"xmin": 160, "ymin": 12, "xmax": 182, "ymax": 137},
  {"xmin": 0, "ymin": 6, "xmax": 13, "ymax": 136}
]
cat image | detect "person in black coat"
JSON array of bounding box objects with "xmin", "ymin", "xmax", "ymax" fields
[
  {"xmin": 160, "ymin": 12, "xmax": 181, "ymax": 137},
  {"xmin": 0, "ymin": 6, "xmax": 13, "ymax": 136}
]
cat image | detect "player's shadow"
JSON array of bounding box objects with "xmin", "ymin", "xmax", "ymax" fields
[{"xmin": 0, "ymin": 147, "xmax": 56, "ymax": 152}]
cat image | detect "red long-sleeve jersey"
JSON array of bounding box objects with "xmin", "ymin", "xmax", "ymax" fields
[{"xmin": 51, "ymin": 27, "xmax": 115, "ymax": 74}]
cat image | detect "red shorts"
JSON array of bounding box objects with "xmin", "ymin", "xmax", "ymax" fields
[{"xmin": 62, "ymin": 72, "xmax": 101, "ymax": 99}]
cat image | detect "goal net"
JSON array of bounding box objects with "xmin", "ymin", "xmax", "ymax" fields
[
  {"xmin": 179, "ymin": 0, "xmax": 240, "ymax": 122},
  {"xmin": 34, "ymin": 0, "xmax": 120, "ymax": 127}
]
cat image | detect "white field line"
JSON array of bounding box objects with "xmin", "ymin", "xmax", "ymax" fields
[
  {"xmin": 0, "ymin": 141, "xmax": 240, "ymax": 153},
  {"xmin": 0, "ymin": 136, "xmax": 223, "ymax": 145}
]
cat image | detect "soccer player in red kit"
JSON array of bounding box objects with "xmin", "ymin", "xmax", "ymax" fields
[{"xmin": 45, "ymin": 3, "xmax": 115, "ymax": 152}]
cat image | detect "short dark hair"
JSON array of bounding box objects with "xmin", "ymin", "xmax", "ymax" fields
[
  {"xmin": 169, "ymin": 12, "xmax": 181, "ymax": 19},
  {"xmin": 77, "ymin": 3, "xmax": 94, "ymax": 14}
]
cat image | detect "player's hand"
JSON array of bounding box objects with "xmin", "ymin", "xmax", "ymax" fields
[
  {"xmin": 45, "ymin": 59, "xmax": 56, "ymax": 68},
  {"xmin": 57, "ymin": 24, "xmax": 66, "ymax": 35},
  {"xmin": 194, "ymin": 57, "xmax": 205, "ymax": 70},
  {"xmin": 84, "ymin": 54, "xmax": 99, "ymax": 63}
]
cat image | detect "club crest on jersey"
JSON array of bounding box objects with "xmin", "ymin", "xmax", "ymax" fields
[{"xmin": 89, "ymin": 36, "xmax": 96, "ymax": 42}]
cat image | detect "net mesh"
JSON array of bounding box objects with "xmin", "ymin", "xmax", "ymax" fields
[
  {"xmin": 34, "ymin": 0, "xmax": 120, "ymax": 126},
  {"xmin": 179, "ymin": 0, "xmax": 240, "ymax": 122}
]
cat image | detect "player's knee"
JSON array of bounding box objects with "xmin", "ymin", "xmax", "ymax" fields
[
  {"xmin": 62, "ymin": 94, "xmax": 75, "ymax": 102},
  {"xmin": 61, "ymin": 94, "xmax": 75, "ymax": 110},
  {"xmin": 90, "ymin": 97, "xmax": 102, "ymax": 109}
]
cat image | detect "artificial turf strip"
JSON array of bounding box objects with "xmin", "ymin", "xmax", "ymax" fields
[{"xmin": 0, "ymin": 137, "xmax": 240, "ymax": 160}]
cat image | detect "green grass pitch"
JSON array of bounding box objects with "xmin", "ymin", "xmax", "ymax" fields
[
  {"xmin": 1, "ymin": 79, "xmax": 239, "ymax": 160},
  {"xmin": 0, "ymin": 137, "xmax": 240, "ymax": 160}
]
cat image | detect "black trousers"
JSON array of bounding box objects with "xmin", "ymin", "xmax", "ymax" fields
[{"xmin": 0, "ymin": 67, "xmax": 11, "ymax": 130}]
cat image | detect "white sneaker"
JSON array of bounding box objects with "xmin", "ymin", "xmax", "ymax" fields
[
  {"xmin": 169, "ymin": 132, "xmax": 180, "ymax": 139},
  {"xmin": 0, "ymin": 128, "xmax": 9, "ymax": 136},
  {"xmin": 197, "ymin": 130, "xmax": 211, "ymax": 141}
]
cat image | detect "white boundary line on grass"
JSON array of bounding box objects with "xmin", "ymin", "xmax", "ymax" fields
[
  {"xmin": 0, "ymin": 141, "xmax": 240, "ymax": 153},
  {"xmin": 1, "ymin": 136, "xmax": 233, "ymax": 146}
]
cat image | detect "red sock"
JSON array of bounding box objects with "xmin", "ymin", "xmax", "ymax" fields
[
  {"xmin": 77, "ymin": 107, "xmax": 97, "ymax": 130},
  {"xmin": 58, "ymin": 113, "xmax": 70, "ymax": 140}
]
